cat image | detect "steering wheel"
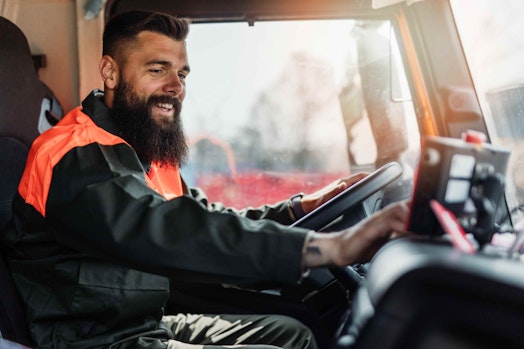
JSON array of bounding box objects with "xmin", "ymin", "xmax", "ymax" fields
[
  {"xmin": 291, "ymin": 161, "xmax": 403, "ymax": 289},
  {"xmin": 292, "ymin": 161, "xmax": 403, "ymax": 231}
]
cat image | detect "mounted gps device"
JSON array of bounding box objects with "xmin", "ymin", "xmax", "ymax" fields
[{"xmin": 408, "ymin": 135, "xmax": 510, "ymax": 245}]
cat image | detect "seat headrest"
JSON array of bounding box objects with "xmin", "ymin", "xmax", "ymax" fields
[{"xmin": 0, "ymin": 16, "xmax": 56, "ymax": 148}]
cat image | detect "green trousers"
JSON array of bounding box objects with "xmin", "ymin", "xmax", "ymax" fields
[{"xmin": 113, "ymin": 313, "xmax": 318, "ymax": 349}]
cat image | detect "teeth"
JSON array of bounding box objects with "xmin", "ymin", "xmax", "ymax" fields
[{"xmin": 158, "ymin": 103, "xmax": 173, "ymax": 109}]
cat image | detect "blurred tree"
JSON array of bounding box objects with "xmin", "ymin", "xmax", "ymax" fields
[{"xmin": 237, "ymin": 51, "xmax": 342, "ymax": 171}]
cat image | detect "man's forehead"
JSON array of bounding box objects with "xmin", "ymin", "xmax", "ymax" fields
[
  {"xmin": 136, "ymin": 30, "xmax": 184, "ymax": 44},
  {"xmin": 129, "ymin": 31, "xmax": 188, "ymax": 62}
]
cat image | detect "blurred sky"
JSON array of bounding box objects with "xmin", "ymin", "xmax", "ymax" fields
[
  {"xmin": 183, "ymin": 20, "xmax": 356, "ymax": 139},
  {"xmin": 451, "ymin": 0, "xmax": 524, "ymax": 92}
]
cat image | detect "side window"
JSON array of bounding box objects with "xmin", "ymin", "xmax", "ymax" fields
[
  {"xmin": 182, "ymin": 19, "xmax": 419, "ymax": 208},
  {"xmin": 451, "ymin": 0, "xmax": 524, "ymax": 223}
]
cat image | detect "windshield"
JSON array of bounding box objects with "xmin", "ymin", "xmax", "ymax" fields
[
  {"xmin": 182, "ymin": 19, "xmax": 419, "ymax": 208},
  {"xmin": 451, "ymin": 0, "xmax": 524, "ymax": 225}
]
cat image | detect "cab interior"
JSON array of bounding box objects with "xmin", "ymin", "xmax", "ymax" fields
[{"xmin": 2, "ymin": 0, "xmax": 524, "ymax": 348}]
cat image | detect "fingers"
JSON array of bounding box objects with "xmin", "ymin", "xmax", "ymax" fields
[
  {"xmin": 302, "ymin": 201, "xmax": 411, "ymax": 268},
  {"xmin": 371, "ymin": 201, "xmax": 410, "ymax": 240},
  {"xmin": 302, "ymin": 173, "xmax": 370, "ymax": 213},
  {"xmin": 336, "ymin": 201, "xmax": 410, "ymax": 265},
  {"xmin": 380, "ymin": 201, "xmax": 410, "ymax": 234},
  {"xmin": 332, "ymin": 172, "xmax": 369, "ymax": 198},
  {"xmin": 344, "ymin": 172, "xmax": 368, "ymax": 187}
]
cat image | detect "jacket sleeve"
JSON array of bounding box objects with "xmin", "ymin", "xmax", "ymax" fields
[
  {"xmin": 42, "ymin": 143, "xmax": 309, "ymax": 285},
  {"xmin": 186, "ymin": 186, "xmax": 295, "ymax": 225}
]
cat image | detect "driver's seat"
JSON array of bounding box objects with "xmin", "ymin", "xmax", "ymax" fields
[{"xmin": 0, "ymin": 16, "xmax": 63, "ymax": 346}]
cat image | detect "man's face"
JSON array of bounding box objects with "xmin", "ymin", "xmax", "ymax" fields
[
  {"xmin": 118, "ymin": 31, "xmax": 190, "ymax": 124},
  {"xmin": 110, "ymin": 31, "xmax": 191, "ymax": 167}
]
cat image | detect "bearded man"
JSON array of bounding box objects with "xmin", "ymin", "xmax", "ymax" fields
[{"xmin": 4, "ymin": 10, "xmax": 408, "ymax": 349}]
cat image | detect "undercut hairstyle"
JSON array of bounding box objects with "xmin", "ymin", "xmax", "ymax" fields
[{"xmin": 103, "ymin": 10, "xmax": 190, "ymax": 62}]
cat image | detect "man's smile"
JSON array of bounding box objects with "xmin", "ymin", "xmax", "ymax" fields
[
  {"xmin": 152, "ymin": 102, "xmax": 177, "ymax": 122},
  {"xmin": 157, "ymin": 102, "xmax": 174, "ymax": 111}
]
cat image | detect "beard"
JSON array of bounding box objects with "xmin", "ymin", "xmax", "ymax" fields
[{"xmin": 111, "ymin": 80, "xmax": 188, "ymax": 168}]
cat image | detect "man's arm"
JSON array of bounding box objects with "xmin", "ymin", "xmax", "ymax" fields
[
  {"xmin": 18, "ymin": 141, "xmax": 309, "ymax": 285},
  {"xmin": 185, "ymin": 186, "xmax": 295, "ymax": 224},
  {"xmin": 185, "ymin": 172, "xmax": 370, "ymax": 225}
]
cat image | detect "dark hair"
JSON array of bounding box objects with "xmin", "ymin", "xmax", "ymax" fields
[{"xmin": 103, "ymin": 10, "xmax": 190, "ymax": 60}]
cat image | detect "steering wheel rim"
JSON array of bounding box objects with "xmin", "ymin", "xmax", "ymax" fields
[{"xmin": 291, "ymin": 161, "xmax": 403, "ymax": 231}]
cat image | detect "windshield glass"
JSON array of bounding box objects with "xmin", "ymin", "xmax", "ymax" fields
[
  {"xmin": 451, "ymin": 0, "xmax": 524, "ymax": 225},
  {"xmin": 182, "ymin": 19, "xmax": 419, "ymax": 208}
]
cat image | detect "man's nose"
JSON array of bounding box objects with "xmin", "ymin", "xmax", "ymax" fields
[{"xmin": 164, "ymin": 73, "xmax": 184, "ymax": 97}]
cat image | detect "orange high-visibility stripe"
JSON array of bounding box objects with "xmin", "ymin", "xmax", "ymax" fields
[
  {"xmin": 146, "ymin": 162, "xmax": 183, "ymax": 200},
  {"xmin": 18, "ymin": 107, "xmax": 183, "ymax": 217}
]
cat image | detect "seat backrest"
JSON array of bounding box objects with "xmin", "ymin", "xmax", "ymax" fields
[
  {"xmin": 0, "ymin": 138, "xmax": 27, "ymax": 231},
  {"xmin": 0, "ymin": 16, "xmax": 62, "ymax": 346},
  {"xmin": 0, "ymin": 251, "xmax": 33, "ymax": 345},
  {"xmin": 0, "ymin": 137, "xmax": 30, "ymax": 345}
]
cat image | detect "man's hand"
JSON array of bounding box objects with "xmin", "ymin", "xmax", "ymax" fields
[
  {"xmin": 300, "ymin": 172, "xmax": 369, "ymax": 214},
  {"xmin": 301, "ymin": 201, "xmax": 410, "ymax": 269}
]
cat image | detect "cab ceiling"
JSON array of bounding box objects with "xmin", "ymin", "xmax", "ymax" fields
[{"xmin": 105, "ymin": 0, "xmax": 394, "ymax": 24}]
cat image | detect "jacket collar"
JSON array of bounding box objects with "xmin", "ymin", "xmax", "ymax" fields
[
  {"xmin": 81, "ymin": 89, "xmax": 152, "ymax": 173},
  {"xmin": 81, "ymin": 89, "xmax": 122, "ymax": 137}
]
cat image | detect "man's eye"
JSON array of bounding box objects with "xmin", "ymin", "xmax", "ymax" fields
[
  {"xmin": 149, "ymin": 69, "xmax": 163, "ymax": 74},
  {"xmin": 178, "ymin": 72, "xmax": 187, "ymax": 80}
]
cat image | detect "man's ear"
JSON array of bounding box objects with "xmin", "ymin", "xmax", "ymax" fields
[{"xmin": 99, "ymin": 55, "xmax": 119, "ymax": 90}]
